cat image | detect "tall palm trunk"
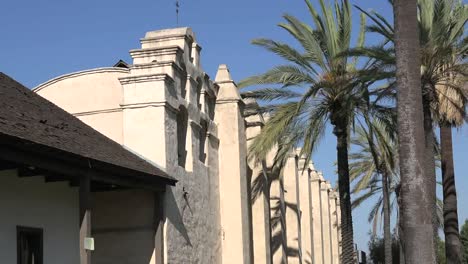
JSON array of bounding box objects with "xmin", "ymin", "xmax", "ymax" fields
[
  {"xmin": 394, "ymin": 0, "xmax": 436, "ymax": 262},
  {"xmin": 333, "ymin": 123, "xmax": 355, "ymax": 264},
  {"xmin": 440, "ymin": 123, "xmax": 462, "ymax": 264},
  {"xmin": 382, "ymin": 171, "xmax": 393, "ymax": 264},
  {"xmin": 422, "ymin": 98, "xmax": 439, "ymax": 249},
  {"xmin": 396, "ymin": 184, "xmax": 405, "ymax": 264}
]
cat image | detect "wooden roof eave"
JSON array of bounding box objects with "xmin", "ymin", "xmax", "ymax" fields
[{"xmin": 0, "ymin": 134, "xmax": 176, "ymax": 191}]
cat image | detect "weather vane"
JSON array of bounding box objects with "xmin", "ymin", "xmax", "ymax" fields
[{"xmin": 175, "ymin": 0, "xmax": 180, "ymax": 25}]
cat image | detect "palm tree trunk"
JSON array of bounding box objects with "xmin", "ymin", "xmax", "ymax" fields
[
  {"xmin": 422, "ymin": 98, "xmax": 439, "ymax": 250},
  {"xmin": 440, "ymin": 123, "xmax": 462, "ymax": 264},
  {"xmin": 393, "ymin": 0, "xmax": 436, "ymax": 262},
  {"xmin": 333, "ymin": 124, "xmax": 355, "ymax": 264},
  {"xmin": 396, "ymin": 184, "xmax": 405, "ymax": 264},
  {"xmin": 399, "ymin": 230, "xmax": 405, "ymax": 264},
  {"xmin": 382, "ymin": 171, "xmax": 393, "ymax": 264}
]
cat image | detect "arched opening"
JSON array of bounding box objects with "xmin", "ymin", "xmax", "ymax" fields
[
  {"xmin": 177, "ymin": 106, "xmax": 188, "ymax": 167},
  {"xmin": 180, "ymin": 62, "xmax": 187, "ymax": 99},
  {"xmin": 205, "ymin": 93, "xmax": 216, "ymax": 120},
  {"xmin": 196, "ymin": 78, "xmax": 202, "ymax": 110},
  {"xmin": 199, "ymin": 120, "xmax": 208, "ymax": 163}
]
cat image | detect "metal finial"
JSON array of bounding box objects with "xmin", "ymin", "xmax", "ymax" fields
[{"xmin": 175, "ymin": 0, "xmax": 180, "ymax": 25}]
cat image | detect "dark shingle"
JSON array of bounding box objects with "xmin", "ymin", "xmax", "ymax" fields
[{"xmin": 0, "ymin": 72, "xmax": 175, "ymax": 185}]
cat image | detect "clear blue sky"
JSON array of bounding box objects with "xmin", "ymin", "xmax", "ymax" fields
[{"xmin": 1, "ymin": 0, "xmax": 466, "ymax": 253}]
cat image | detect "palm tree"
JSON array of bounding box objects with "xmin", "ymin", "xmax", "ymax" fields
[
  {"xmin": 430, "ymin": 3, "xmax": 468, "ymax": 262},
  {"xmin": 419, "ymin": 5, "xmax": 467, "ymax": 260},
  {"xmin": 438, "ymin": 77, "xmax": 466, "ymax": 264},
  {"xmin": 238, "ymin": 0, "xmax": 375, "ymax": 262},
  {"xmin": 393, "ymin": 0, "xmax": 436, "ymax": 262},
  {"xmin": 351, "ymin": 1, "xmax": 466, "ymax": 261},
  {"xmin": 349, "ymin": 120, "xmax": 447, "ymax": 264},
  {"xmin": 349, "ymin": 121, "xmax": 397, "ymax": 264}
]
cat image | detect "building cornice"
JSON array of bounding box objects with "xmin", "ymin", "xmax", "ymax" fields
[
  {"xmin": 129, "ymin": 46, "xmax": 183, "ymax": 59},
  {"xmin": 120, "ymin": 101, "xmax": 178, "ymax": 113},
  {"xmin": 119, "ymin": 73, "xmax": 174, "ymax": 85},
  {"xmin": 140, "ymin": 33, "xmax": 194, "ymax": 45},
  {"xmin": 131, "ymin": 60, "xmax": 186, "ymax": 76}
]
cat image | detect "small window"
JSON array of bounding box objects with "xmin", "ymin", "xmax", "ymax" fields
[{"xmin": 17, "ymin": 226, "xmax": 43, "ymax": 264}]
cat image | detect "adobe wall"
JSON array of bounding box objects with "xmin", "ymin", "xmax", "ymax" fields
[{"xmin": 35, "ymin": 28, "xmax": 223, "ymax": 263}]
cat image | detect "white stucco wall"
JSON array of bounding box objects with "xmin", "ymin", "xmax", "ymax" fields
[
  {"xmin": 0, "ymin": 170, "xmax": 79, "ymax": 264},
  {"xmin": 34, "ymin": 68, "xmax": 128, "ymax": 144}
]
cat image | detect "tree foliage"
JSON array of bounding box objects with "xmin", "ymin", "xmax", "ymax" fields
[
  {"xmin": 239, "ymin": 0, "xmax": 389, "ymax": 261},
  {"xmin": 368, "ymin": 234, "xmax": 401, "ymax": 264},
  {"xmin": 462, "ymin": 220, "xmax": 468, "ymax": 263}
]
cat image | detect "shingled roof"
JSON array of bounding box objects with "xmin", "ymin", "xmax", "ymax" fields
[{"xmin": 0, "ymin": 72, "xmax": 175, "ymax": 186}]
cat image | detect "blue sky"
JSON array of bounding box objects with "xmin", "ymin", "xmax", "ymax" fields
[{"xmin": 1, "ymin": 0, "xmax": 467, "ymax": 252}]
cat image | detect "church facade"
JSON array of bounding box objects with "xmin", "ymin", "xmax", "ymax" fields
[{"xmin": 34, "ymin": 27, "xmax": 341, "ymax": 264}]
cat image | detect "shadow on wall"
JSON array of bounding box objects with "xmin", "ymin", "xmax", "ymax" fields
[
  {"xmin": 304, "ymin": 251, "xmax": 313, "ymax": 264},
  {"xmin": 91, "ymin": 189, "xmax": 163, "ymax": 264},
  {"xmin": 251, "ymin": 163, "xmax": 302, "ymax": 261},
  {"xmin": 165, "ymin": 188, "xmax": 193, "ymax": 247}
]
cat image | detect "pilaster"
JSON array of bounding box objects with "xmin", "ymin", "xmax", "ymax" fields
[
  {"xmin": 245, "ymin": 108, "xmax": 272, "ymax": 264},
  {"xmin": 310, "ymin": 171, "xmax": 324, "ymax": 264},
  {"xmin": 329, "ymin": 191, "xmax": 340, "ymax": 263},
  {"xmin": 214, "ymin": 64, "xmax": 252, "ymax": 264},
  {"xmin": 335, "ymin": 197, "xmax": 342, "ymax": 260},
  {"xmin": 284, "ymin": 152, "xmax": 301, "ymax": 263},
  {"xmin": 298, "ymin": 157, "xmax": 313, "ymax": 264},
  {"xmin": 320, "ymin": 180, "xmax": 332, "ymax": 264}
]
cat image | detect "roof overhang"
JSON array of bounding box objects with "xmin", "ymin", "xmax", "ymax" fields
[{"xmin": 0, "ymin": 133, "xmax": 177, "ymax": 191}]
